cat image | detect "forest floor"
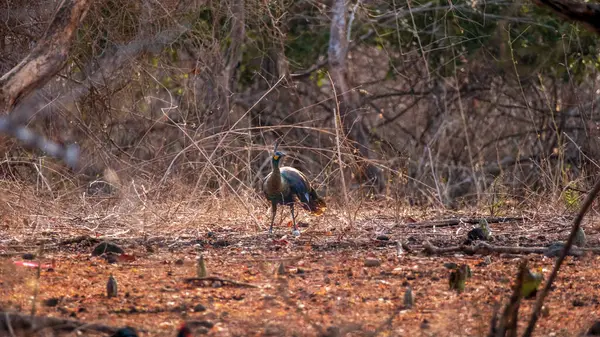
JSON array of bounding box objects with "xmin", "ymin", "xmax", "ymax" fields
[{"xmin": 1, "ymin": 194, "xmax": 600, "ymax": 337}]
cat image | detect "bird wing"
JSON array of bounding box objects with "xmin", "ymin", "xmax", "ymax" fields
[{"xmin": 280, "ymin": 167, "xmax": 312, "ymax": 201}]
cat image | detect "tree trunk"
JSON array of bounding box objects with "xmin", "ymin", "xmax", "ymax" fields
[
  {"xmin": 0, "ymin": 0, "xmax": 92, "ymax": 111},
  {"xmin": 328, "ymin": 0, "xmax": 384, "ymax": 193},
  {"xmin": 0, "ymin": 0, "xmax": 92, "ymax": 168}
]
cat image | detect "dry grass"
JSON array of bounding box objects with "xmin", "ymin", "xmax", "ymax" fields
[{"xmin": 1, "ymin": 182, "xmax": 600, "ymax": 336}]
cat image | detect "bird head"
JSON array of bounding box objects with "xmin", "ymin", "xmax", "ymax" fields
[
  {"xmin": 272, "ymin": 140, "xmax": 287, "ymax": 166},
  {"xmin": 272, "ymin": 150, "xmax": 286, "ymax": 163}
]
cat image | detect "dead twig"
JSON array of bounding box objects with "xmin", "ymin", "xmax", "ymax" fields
[
  {"xmin": 398, "ymin": 217, "xmax": 525, "ymax": 228},
  {"xmin": 422, "ymin": 241, "xmax": 589, "ymax": 256},
  {"xmin": 56, "ymin": 235, "xmax": 102, "ymax": 246},
  {"xmin": 0, "ymin": 311, "xmax": 120, "ymax": 335},
  {"xmin": 183, "ymin": 276, "xmax": 258, "ymax": 288},
  {"xmin": 523, "ymin": 178, "xmax": 600, "ymax": 337}
]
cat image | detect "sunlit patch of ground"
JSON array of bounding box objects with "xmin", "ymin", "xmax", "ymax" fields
[{"xmin": 1, "ymin": 195, "xmax": 600, "ymax": 336}]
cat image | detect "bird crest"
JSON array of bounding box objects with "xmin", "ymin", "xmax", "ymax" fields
[{"xmin": 272, "ymin": 140, "xmax": 285, "ymax": 161}]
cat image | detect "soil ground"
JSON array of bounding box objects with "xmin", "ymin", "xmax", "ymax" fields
[{"xmin": 1, "ymin": 197, "xmax": 600, "ymax": 337}]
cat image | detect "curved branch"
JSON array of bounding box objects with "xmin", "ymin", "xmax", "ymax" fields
[{"xmin": 0, "ymin": 0, "xmax": 92, "ymax": 110}]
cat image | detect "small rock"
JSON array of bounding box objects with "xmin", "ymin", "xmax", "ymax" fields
[
  {"xmin": 319, "ymin": 326, "xmax": 340, "ymax": 337},
  {"xmin": 92, "ymin": 241, "xmax": 124, "ymax": 256},
  {"xmin": 477, "ymin": 256, "xmax": 492, "ymax": 267},
  {"xmin": 105, "ymin": 253, "xmax": 119, "ymax": 264},
  {"xmin": 544, "ymin": 242, "xmax": 583, "ymax": 257},
  {"xmin": 196, "ymin": 327, "xmax": 210, "ymax": 335},
  {"xmin": 22, "ymin": 253, "xmax": 35, "ymax": 260},
  {"xmin": 211, "ymin": 239, "xmax": 230, "ymax": 248},
  {"xmin": 170, "ymin": 303, "xmax": 188, "ymax": 312},
  {"xmin": 264, "ymin": 325, "xmax": 284, "ymax": 336},
  {"xmin": 364, "ymin": 258, "xmax": 381, "ymax": 267},
  {"xmin": 193, "ymin": 304, "xmax": 206, "ymax": 312},
  {"xmin": 43, "ymin": 297, "xmax": 60, "ymax": 307},
  {"xmin": 443, "ymin": 262, "xmax": 458, "ymax": 270}
]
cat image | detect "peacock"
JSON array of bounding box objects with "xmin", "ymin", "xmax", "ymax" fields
[{"xmin": 262, "ymin": 143, "xmax": 326, "ymax": 235}]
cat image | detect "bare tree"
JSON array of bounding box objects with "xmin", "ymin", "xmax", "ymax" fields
[
  {"xmin": 0, "ymin": 0, "xmax": 92, "ymax": 167},
  {"xmin": 328, "ymin": 0, "xmax": 384, "ymax": 193},
  {"xmin": 0, "ymin": 0, "xmax": 92, "ymax": 111}
]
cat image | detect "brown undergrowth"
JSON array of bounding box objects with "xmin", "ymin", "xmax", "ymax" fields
[{"xmin": 1, "ymin": 188, "xmax": 600, "ymax": 336}]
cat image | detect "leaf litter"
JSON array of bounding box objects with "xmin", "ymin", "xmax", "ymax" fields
[{"xmin": 1, "ymin": 200, "xmax": 599, "ymax": 336}]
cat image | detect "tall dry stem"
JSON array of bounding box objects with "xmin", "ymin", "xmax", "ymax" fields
[{"xmin": 328, "ymin": 72, "xmax": 351, "ymax": 229}]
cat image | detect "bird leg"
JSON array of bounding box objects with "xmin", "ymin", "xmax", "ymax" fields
[
  {"xmin": 290, "ymin": 204, "xmax": 298, "ymax": 231},
  {"xmin": 269, "ymin": 202, "xmax": 277, "ymax": 234}
]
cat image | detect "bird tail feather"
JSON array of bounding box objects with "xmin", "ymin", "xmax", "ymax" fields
[{"xmin": 301, "ymin": 189, "xmax": 326, "ymax": 216}]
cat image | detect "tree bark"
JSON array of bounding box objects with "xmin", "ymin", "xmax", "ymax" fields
[
  {"xmin": 220, "ymin": 0, "xmax": 245, "ymax": 124},
  {"xmin": 0, "ymin": 0, "xmax": 92, "ymax": 111},
  {"xmin": 328, "ymin": 0, "xmax": 384, "ymax": 192}
]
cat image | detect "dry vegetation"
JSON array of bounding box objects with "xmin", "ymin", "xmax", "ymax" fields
[
  {"xmin": 2, "ymin": 0, "xmax": 600, "ymax": 336},
  {"xmin": 2, "ymin": 190, "xmax": 600, "ymax": 336}
]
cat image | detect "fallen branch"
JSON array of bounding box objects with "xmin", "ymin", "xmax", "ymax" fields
[
  {"xmin": 0, "ymin": 311, "xmax": 119, "ymax": 335},
  {"xmin": 398, "ymin": 216, "xmax": 525, "ymax": 228},
  {"xmin": 56, "ymin": 235, "xmax": 102, "ymax": 246},
  {"xmin": 183, "ymin": 276, "xmax": 258, "ymax": 288},
  {"xmin": 422, "ymin": 241, "xmax": 591, "ymax": 256}
]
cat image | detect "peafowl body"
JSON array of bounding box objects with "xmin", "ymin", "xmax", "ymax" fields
[{"xmin": 262, "ymin": 149, "xmax": 326, "ymax": 234}]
